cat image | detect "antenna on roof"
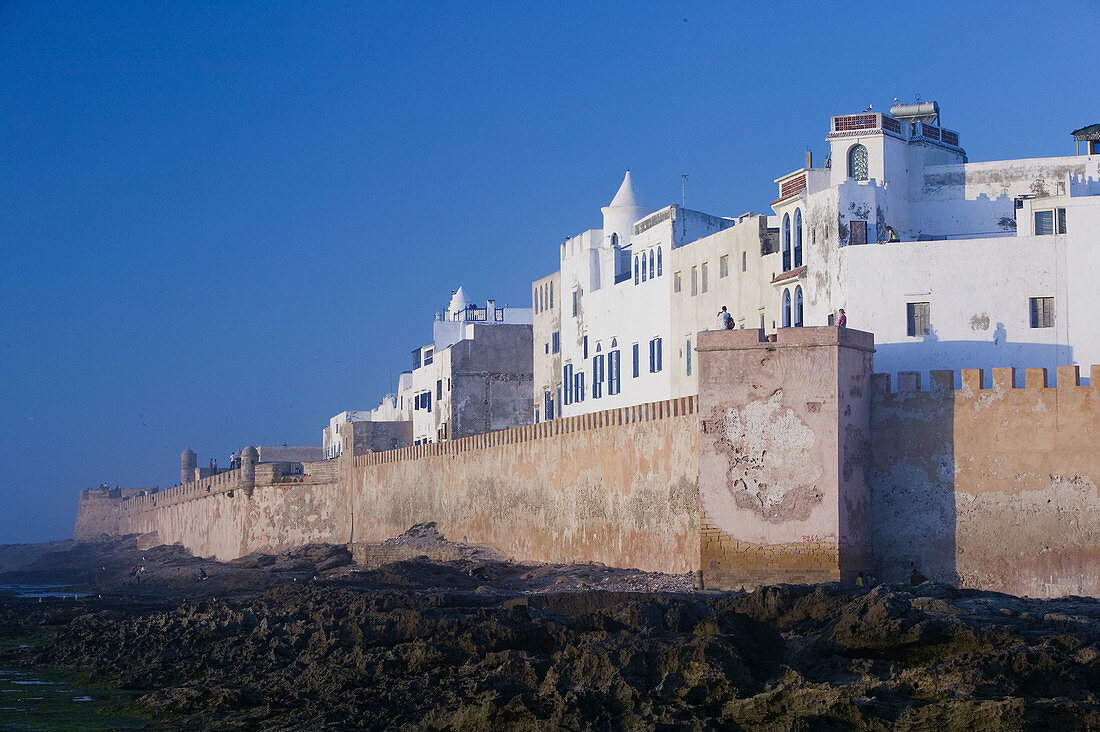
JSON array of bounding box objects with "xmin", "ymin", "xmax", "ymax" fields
[{"xmin": 681, "ymin": 173, "xmax": 688, "ymax": 208}]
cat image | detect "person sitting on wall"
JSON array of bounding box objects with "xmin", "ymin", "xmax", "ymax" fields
[
  {"xmin": 883, "ymin": 225, "xmax": 900, "ymax": 243},
  {"xmin": 837, "ymin": 309, "xmax": 847, "ymax": 328},
  {"xmin": 718, "ymin": 306, "xmax": 732, "ymax": 330}
]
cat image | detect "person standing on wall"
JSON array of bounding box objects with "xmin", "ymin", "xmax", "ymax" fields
[
  {"xmin": 837, "ymin": 309, "xmax": 847, "ymax": 328},
  {"xmin": 718, "ymin": 306, "xmax": 732, "ymax": 330}
]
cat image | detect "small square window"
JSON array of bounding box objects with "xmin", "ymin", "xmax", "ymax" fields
[
  {"xmin": 1030, "ymin": 297, "xmax": 1054, "ymax": 328},
  {"xmin": 719, "ymin": 255, "xmax": 729, "ymax": 278},
  {"xmin": 907, "ymin": 302, "xmax": 930, "ymax": 337},
  {"xmin": 1035, "ymin": 209, "xmax": 1066, "ymax": 235}
]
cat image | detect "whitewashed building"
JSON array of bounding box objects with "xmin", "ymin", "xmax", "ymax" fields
[
  {"xmin": 535, "ymin": 103, "xmax": 1100, "ymax": 417},
  {"xmin": 534, "ymin": 172, "xmax": 757, "ymax": 420},
  {"xmin": 771, "ymin": 101, "xmax": 1100, "ymax": 382},
  {"xmin": 325, "ymin": 288, "xmax": 534, "ymax": 454}
]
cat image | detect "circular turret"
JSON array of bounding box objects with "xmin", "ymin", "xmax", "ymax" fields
[
  {"xmin": 181, "ymin": 447, "xmax": 196, "ymax": 485},
  {"xmin": 601, "ymin": 170, "xmax": 651, "ymax": 249},
  {"xmin": 447, "ymin": 286, "xmax": 470, "ymax": 319},
  {"xmin": 240, "ymin": 446, "xmax": 258, "ymax": 496}
]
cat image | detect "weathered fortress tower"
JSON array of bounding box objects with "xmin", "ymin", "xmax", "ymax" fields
[
  {"xmin": 696, "ymin": 327, "xmax": 874, "ymax": 588},
  {"xmin": 181, "ymin": 448, "xmax": 196, "ymax": 485}
]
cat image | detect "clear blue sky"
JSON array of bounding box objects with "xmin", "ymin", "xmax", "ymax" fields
[{"xmin": 1, "ymin": 1, "xmax": 1096, "ymax": 544}]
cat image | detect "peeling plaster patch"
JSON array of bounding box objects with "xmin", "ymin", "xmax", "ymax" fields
[
  {"xmin": 711, "ymin": 392, "xmax": 822, "ymax": 522},
  {"xmin": 848, "ymin": 202, "xmax": 871, "ymax": 220},
  {"xmin": 969, "ymin": 313, "xmax": 991, "ymax": 331}
]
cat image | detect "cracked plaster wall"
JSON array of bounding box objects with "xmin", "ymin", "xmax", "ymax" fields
[
  {"xmin": 349, "ymin": 399, "xmax": 700, "ymax": 575},
  {"xmin": 872, "ymin": 365, "xmax": 1100, "ymax": 597}
]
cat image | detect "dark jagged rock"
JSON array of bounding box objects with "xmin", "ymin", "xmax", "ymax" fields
[{"xmin": 3, "ymin": 538, "xmax": 1100, "ymax": 728}]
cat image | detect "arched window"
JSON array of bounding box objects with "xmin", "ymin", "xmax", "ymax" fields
[
  {"xmin": 596, "ymin": 343, "xmax": 602, "ymax": 353},
  {"xmin": 794, "ymin": 209, "xmax": 803, "ymax": 268},
  {"xmin": 648, "ymin": 249, "xmax": 654, "ymax": 279},
  {"xmin": 641, "ymin": 252, "xmax": 648, "ymax": 282},
  {"xmin": 794, "ymin": 286, "xmax": 804, "ymax": 327},
  {"xmin": 782, "ymin": 288, "xmax": 792, "ymax": 328},
  {"xmin": 848, "ymin": 144, "xmax": 869, "ymax": 181},
  {"xmin": 611, "ymin": 233, "xmax": 618, "ymax": 248},
  {"xmin": 656, "ymin": 247, "xmax": 662, "ymax": 276},
  {"xmin": 611, "ymin": 337, "xmax": 617, "ymax": 347},
  {"xmin": 782, "ymin": 213, "xmax": 792, "ymax": 271},
  {"xmin": 634, "ymin": 255, "xmax": 640, "ymax": 284}
]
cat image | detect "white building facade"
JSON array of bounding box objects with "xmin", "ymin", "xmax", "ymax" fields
[{"xmin": 535, "ymin": 103, "xmax": 1100, "ymax": 418}]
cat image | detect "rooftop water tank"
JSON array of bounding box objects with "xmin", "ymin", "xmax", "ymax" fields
[{"xmin": 889, "ymin": 101, "xmax": 940, "ymax": 125}]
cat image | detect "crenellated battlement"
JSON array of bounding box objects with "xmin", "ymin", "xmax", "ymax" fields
[
  {"xmin": 120, "ymin": 468, "xmax": 243, "ymax": 514},
  {"xmin": 871, "ymin": 364, "xmax": 1100, "ymax": 401},
  {"xmin": 353, "ymin": 395, "xmax": 698, "ymax": 468}
]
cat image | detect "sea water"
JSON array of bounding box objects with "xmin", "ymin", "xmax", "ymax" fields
[
  {"xmin": 0, "ymin": 587, "xmax": 155, "ymax": 730},
  {"xmin": 0, "ymin": 666, "xmax": 152, "ymax": 730},
  {"xmin": 0, "ymin": 586, "xmax": 90, "ymax": 600}
]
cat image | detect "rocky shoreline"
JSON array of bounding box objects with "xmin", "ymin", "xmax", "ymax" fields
[{"xmin": 2, "ymin": 534, "xmax": 1099, "ymax": 729}]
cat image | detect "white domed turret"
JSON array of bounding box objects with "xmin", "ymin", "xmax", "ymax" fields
[
  {"xmin": 447, "ymin": 286, "xmax": 470, "ymax": 318},
  {"xmin": 601, "ymin": 171, "xmax": 651, "ymax": 249}
]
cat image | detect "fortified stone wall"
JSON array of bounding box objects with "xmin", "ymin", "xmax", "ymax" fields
[
  {"xmin": 871, "ymin": 364, "xmax": 1100, "ymax": 597},
  {"xmin": 117, "ymin": 462, "xmax": 345, "ymax": 561},
  {"xmin": 74, "ymin": 487, "xmax": 144, "ymax": 540},
  {"xmin": 349, "ymin": 397, "xmax": 700, "ymax": 575},
  {"xmin": 76, "ymin": 336, "xmax": 1100, "ymax": 599}
]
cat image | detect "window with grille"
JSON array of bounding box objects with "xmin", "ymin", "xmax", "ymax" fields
[
  {"xmin": 848, "ymin": 144, "xmax": 869, "ymax": 181},
  {"xmin": 632, "ymin": 343, "xmax": 640, "ymax": 378},
  {"xmin": 1030, "ymin": 297, "xmax": 1054, "ymax": 328},
  {"xmin": 907, "ymin": 302, "xmax": 931, "ymax": 337},
  {"xmin": 551, "ymin": 331, "xmax": 559, "ymax": 353}
]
